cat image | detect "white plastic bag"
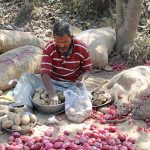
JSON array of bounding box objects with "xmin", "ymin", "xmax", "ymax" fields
[{"xmin": 64, "ymin": 86, "xmax": 92, "ymax": 123}]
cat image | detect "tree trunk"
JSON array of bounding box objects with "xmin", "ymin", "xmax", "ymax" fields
[
  {"xmin": 115, "ymin": 0, "xmax": 124, "ymax": 31},
  {"xmin": 115, "ymin": 0, "xmax": 143, "ymax": 52},
  {"xmin": 15, "ymin": 0, "xmax": 35, "ymax": 25}
]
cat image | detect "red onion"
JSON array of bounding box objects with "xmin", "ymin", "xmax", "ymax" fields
[
  {"xmin": 14, "ymin": 138, "xmax": 22, "ymax": 144},
  {"xmin": 11, "ymin": 132, "xmax": 21, "ymax": 138},
  {"xmin": 62, "ymin": 142, "xmax": 70, "ymax": 148},
  {"xmin": 45, "ymin": 143, "xmax": 53, "ymax": 150},
  {"xmin": 53, "ymin": 142, "xmax": 63, "ymax": 149},
  {"xmin": 44, "ymin": 130, "xmax": 53, "ymax": 137},
  {"xmin": 8, "ymin": 136, "xmax": 14, "ymax": 142},
  {"xmin": 0, "ymin": 144, "xmax": 6, "ymax": 150}
]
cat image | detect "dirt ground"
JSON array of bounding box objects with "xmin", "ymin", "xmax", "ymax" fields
[{"xmin": 0, "ymin": 71, "xmax": 150, "ymax": 150}]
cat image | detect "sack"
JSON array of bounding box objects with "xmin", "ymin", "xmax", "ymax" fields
[
  {"xmin": 0, "ymin": 45, "xmax": 42, "ymax": 91},
  {"xmin": 64, "ymin": 86, "xmax": 92, "ymax": 123},
  {"xmin": 0, "ymin": 29, "xmax": 46, "ymax": 53},
  {"xmin": 104, "ymin": 66, "xmax": 150, "ymax": 120},
  {"xmin": 132, "ymin": 96, "xmax": 150, "ymax": 120},
  {"xmin": 76, "ymin": 27, "xmax": 116, "ymax": 69}
]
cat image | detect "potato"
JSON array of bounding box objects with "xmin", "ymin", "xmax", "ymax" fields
[
  {"xmin": 56, "ymin": 91, "xmax": 65, "ymax": 103},
  {"xmin": 44, "ymin": 97, "xmax": 48, "ymax": 103},
  {"xmin": 76, "ymin": 112, "xmax": 84, "ymax": 116},
  {"xmin": 41, "ymin": 93, "xmax": 46, "ymax": 99},
  {"xmin": 14, "ymin": 107, "xmax": 25, "ymax": 114},
  {"xmin": 33, "ymin": 93, "xmax": 40, "ymax": 101},
  {"xmin": 0, "ymin": 105, "xmax": 9, "ymax": 110},
  {"xmin": 17, "ymin": 112, "xmax": 24, "ymax": 118},
  {"xmin": 58, "ymin": 95, "xmax": 65, "ymax": 103},
  {"xmin": 74, "ymin": 102, "xmax": 82, "ymax": 108},
  {"xmin": 0, "ymin": 110, "xmax": 7, "ymax": 117},
  {"xmin": 14, "ymin": 114, "xmax": 21, "ymax": 125},
  {"xmin": 0, "ymin": 115, "xmax": 8, "ymax": 124},
  {"xmin": 11, "ymin": 125, "xmax": 21, "ymax": 131},
  {"xmin": 36, "ymin": 87, "xmax": 45, "ymax": 94},
  {"xmin": 21, "ymin": 114, "xmax": 30, "ymax": 125},
  {"xmin": 28, "ymin": 122, "xmax": 34, "ymax": 127},
  {"xmin": 21, "ymin": 125, "xmax": 30, "ymax": 130},
  {"xmin": 40, "ymin": 100, "xmax": 45, "ymax": 105},
  {"xmin": 34, "ymin": 100, "xmax": 40, "ymax": 104},
  {"xmin": 2, "ymin": 120, "xmax": 13, "ymax": 128},
  {"xmin": 30, "ymin": 114, "xmax": 37, "ymax": 123},
  {"xmin": 67, "ymin": 107, "xmax": 76, "ymax": 117},
  {"xmin": 7, "ymin": 112, "xmax": 16, "ymax": 122}
]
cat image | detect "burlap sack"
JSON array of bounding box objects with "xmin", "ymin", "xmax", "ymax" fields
[
  {"xmin": 104, "ymin": 66, "xmax": 150, "ymax": 119},
  {"xmin": 76, "ymin": 27, "xmax": 116, "ymax": 69},
  {"xmin": 0, "ymin": 30, "xmax": 46, "ymax": 53},
  {"xmin": 0, "ymin": 45, "xmax": 42, "ymax": 91}
]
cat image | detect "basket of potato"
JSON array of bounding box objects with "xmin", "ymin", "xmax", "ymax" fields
[
  {"xmin": 31, "ymin": 87, "xmax": 65, "ymax": 114},
  {"xmin": 92, "ymin": 92, "xmax": 112, "ymax": 108},
  {"xmin": 0, "ymin": 112, "xmax": 37, "ymax": 134}
]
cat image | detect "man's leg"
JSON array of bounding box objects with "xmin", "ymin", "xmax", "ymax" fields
[{"xmin": 13, "ymin": 73, "xmax": 44, "ymax": 109}]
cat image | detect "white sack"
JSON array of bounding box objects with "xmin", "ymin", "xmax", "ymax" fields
[
  {"xmin": 0, "ymin": 45, "xmax": 42, "ymax": 91},
  {"xmin": 0, "ymin": 30, "xmax": 46, "ymax": 53},
  {"xmin": 104, "ymin": 66, "xmax": 150, "ymax": 119},
  {"xmin": 76, "ymin": 28, "xmax": 116, "ymax": 69}
]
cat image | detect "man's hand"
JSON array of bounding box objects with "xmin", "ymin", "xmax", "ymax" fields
[
  {"xmin": 75, "ymin": 75, "xmax": 84, "ymax": 87},
  {"xmin": 48, "ymin": 95, "xmax": 59, "ymax": 105}
]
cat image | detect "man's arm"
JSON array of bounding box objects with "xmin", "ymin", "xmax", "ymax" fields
[
  {"xmin": 77, "ymin": 70, "xmax": 91, "ymax": 82},
  {"xmin": 41, "ymin": 74, "xmax": 58, "ymax": 105},
  {"xmin": 82, "ymin": 70, "xmax": 91, "ymax": 81},
  {"xmin": 40, "ymin": 42, "xmax": 58, "ymax": 105},
  {"xmin": 75, "ymin": 44, "xmax": 92, "ymax": 87},
  {"xmin": 41, "ymin": 74, "xmax": 55, "ymax": 96},
  {"xmin": 75, "ymin": 71, "xmax": 91, "ymax": 87}
]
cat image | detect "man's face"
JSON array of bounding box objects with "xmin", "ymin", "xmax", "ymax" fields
[{"xmin": 54, "ymin": 34, "xmax": 71, "ymax": 52}]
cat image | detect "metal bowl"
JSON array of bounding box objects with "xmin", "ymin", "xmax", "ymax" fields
[{"xmin": 30, "ymin": 96, "xmax": 65, "ymax": 114}]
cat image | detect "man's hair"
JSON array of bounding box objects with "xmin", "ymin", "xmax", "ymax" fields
[{"xmin": 53, "ymin": 21, "xmax": 71, "ymax": 37}]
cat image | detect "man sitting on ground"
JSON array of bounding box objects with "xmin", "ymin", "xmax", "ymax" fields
[{"xmin": 12, "ymin": 21, "xmax": 92, "ymax": 111}]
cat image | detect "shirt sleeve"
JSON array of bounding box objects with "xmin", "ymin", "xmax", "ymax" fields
[
  {"xmin": 81, "ymin": 49, "xmax": 92, "ymax": 73},
  {"xmin": 40, "ymin": 44, "xmax": 53, "ymax": 75}
]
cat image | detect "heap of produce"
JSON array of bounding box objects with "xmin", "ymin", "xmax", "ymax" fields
[
  {"xmin": 92, "ymin": 92, "xmax": 111, "ymax": 107},
  {"xmin": 0, "ymin": 125, "xmax": 137, "ymax": 150},
  {"xmin": 0, "ymin": 111, "xmax": 37, "ymax": 131},
  {"xmin": 32, "ymin": 87, "xmax": 65, "ymax": 105}
]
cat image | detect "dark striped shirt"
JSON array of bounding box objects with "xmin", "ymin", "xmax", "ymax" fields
[{"xmin": 40, "ymin": 37, "xmax": 92, "ymax": 82}]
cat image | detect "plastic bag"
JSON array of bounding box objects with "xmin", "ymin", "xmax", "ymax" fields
[{"xmin": 64, "ymin": 86, "xmax": 92, "ymax": 123}]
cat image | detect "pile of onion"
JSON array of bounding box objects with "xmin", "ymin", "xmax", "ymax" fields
[
  {"xmin": 1, "ymin": 124, "xmax": 138, "ymax": 150},
  {"xmin": 112, "ymin": 62, "xmax": 127, "ymax": 72},
  {"xmin": 93, "ymin": 105, "xmax": 129, "ymax": 124}
]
